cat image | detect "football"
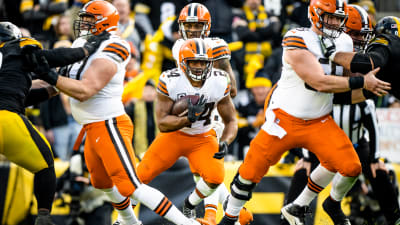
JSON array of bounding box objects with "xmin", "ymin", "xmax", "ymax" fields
[{"xmin": 171, "ymin": 95, "xmax": 200, "ymax": 116}]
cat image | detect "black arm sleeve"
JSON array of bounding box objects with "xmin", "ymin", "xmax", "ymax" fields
[
  {"xmin": 24, "ymin": 88, "xmax": 50, "ymax": 107},
  {"xmin": 359, "ymin": 102, "xmax": 380, "ymax": 162},
  {"xmin": 38, "ymin": 47, "xmax": 86, "ymax": 68},
  {"xmin": 368, "ymin": 45, "xmax": 390, "ymax": 70}
]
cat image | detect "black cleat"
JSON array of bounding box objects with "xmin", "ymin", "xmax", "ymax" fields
[
  {"xmin": 281, "ymin": 203, "xmax": 311, "ymax": 225},
  {"xmin": 34, "ymin": 210, "xmax": 55, "ymax": 225},
  {"xmin": 218, "ymin": 216, "xmax": 237, "ymax": 225}
]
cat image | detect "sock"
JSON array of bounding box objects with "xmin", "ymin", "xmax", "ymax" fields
[
  {"xmin": 102, "ymin": 186, "xmax": 139, "ymax": 224},
  {"xmin": 330, "ymin": 173, "xmax": 358, "ymax": 201},
  {"xmin": 294, "ymin": 165, "xmax": 334, "ymax": 206},
  {"xmin": 285, "ymin": 169, "xmax": 308, "ymax": 204},
  {"xmin": 132, "ymin": 184, "xmax": 191, "ymax": 225},
  {"xmin": 188, "ymin": 178, "xmax": 217, "ymax": 206},
  {"xmin": 322, "ymin": 196, "xmax": 347, "ymax": 223},
  {"xmin": 217, "ymin": 184, "xmax": 230, "ymax": 204},
  {"xmin": 34, "ymin": 167, "xmax": 56, "ymax": 211},
  {"xmin": 224, "ymin": 195, "xmax": 245, "ymax": 219}
]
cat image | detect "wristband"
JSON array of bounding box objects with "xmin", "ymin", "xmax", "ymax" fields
[{"xmin": 349, "ymin": 76, "xmax": 364, "ymax": 89}]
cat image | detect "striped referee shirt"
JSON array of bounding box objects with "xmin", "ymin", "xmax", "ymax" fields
[{"xmin": 331, "ymin": 99, "xmax": 380, "ymax": 161}]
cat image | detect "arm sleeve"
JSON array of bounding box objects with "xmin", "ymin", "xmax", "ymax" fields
[
  {"xmin": 38, "ymin": 47, "xmax": 86, "ymax": 68},
  {"xmin": 360, "ymin": 101, "xmax": 380, "ymax": 162},
  {"xmin": 368, "ymin": 45, "xmax": 390, "ymax": 70}
]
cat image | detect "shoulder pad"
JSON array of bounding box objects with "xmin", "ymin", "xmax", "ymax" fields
[
  {"xmin": 369, "ymin": 36, "xmax": 389, "ymax": 47},
  {"xmin": 19, "ymin": 37, "xmax": 43, "ymax": 50},
  {"xmin": 282, "ymin": 28, "xmax": 307, "ymax": 50},
  {"xmin": 103, "ymin": 41, "xmax": 130, "ymax": 62}
]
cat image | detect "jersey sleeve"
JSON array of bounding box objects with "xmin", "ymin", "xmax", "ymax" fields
[
  {"xmin": 210, "ymin": 38, "xmax": 231, "ymax": 60},
  {"xmin": 281, "ymin": 29, "xmax": 307, "ymax": 50},
  {"xmin": 157, "ymin": 72, "xmax": 170, "ymax": 97},
  {"xmin": 96, "ymin": 39, "xmax": 131, "ymax": 64}
]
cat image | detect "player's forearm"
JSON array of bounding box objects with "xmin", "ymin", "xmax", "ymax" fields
[
  {"xmin": 220, "ymin": 120, "xmax": 238, "ymax": 145},
  {"xmin": 157, "ymin": 116, "xmax": 191, "ymax": 132},
  {"xmin": 310, "ymin": 75, "xmax": 352, "ymax": 93},
  {"xmin": 214, "ymin": 59, "xmax": 237, "ymax": 97},
  {"xmin": 56, "ymin": 76, "xmax": 96, "ymax": 102},
  {"xmin": 332, "ymin": 51, "xmax": 356, "ymax": 71}
]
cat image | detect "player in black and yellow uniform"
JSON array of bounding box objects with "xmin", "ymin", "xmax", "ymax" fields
[
  {"xmin": 0, "ymin": 21, "xmax": 109, "ymax": 225},
  {"xmin": 324, "ymin": 16, "xmax": 400, "ymax": 100}
]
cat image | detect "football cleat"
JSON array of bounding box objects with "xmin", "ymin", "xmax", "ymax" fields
[
  {"xmin": 183, "ymin": 203, "xmax": 196, "ymax": 219},
  {"xmin": 218, "ymin": 216, "xmax": 237, "ymax": 225},
  {"xmin": 281, "ymin": 203, "xmax": 311, "ymax": 225},
  {"xmin": 112, "ymin": 219, "xmax": 143, "ymax": 225},
  {"xmin": 34, "ymin": 210, "xmax": 55, "ymax": 225}
]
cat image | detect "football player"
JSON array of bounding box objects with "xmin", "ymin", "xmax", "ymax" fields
[
  {"xmin": 135, "ymin": 38, "xmax": 238, "ymax": 225},
  {"xmin": 0, "ymin": 21, "xmax": 107, "ymax": 225},
  {"xmin": 218, "ymin": 0, "xmax": 390, "ymax": 224},
  {"xmin": 171, "ymin": 4, "xmax": 253, "ymax": 225},
  {"xmin": 33, "ymin": 1, "xmax": 205, "ymax": 225},
  {"xmin": 282, "ymin": 5, "xmax": 400, "ymax": 224},
  {"xmin": 323, "ymin": 15, "xmax": 400, "ymax": 100}
]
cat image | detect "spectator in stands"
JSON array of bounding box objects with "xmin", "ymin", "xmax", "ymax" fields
[
  {"xmin": 113, "ymin": 0, "xmax": 146, "ymax": 52},
  {"xmin": 20, "ymin": 0, "xmax": 68, "ymax": 48},
  {"xmin": 232, "ymin": 0, "xmax": 281, "ymax": 89},
  {"xmin": 53, "ymin": 14, "xmax": 74, "ymax": 47}
]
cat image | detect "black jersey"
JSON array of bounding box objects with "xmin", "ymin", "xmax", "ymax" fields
[
  {"xmin": 366, "ymin": 34, "xmax": 400, "ymax": 99},
  {"xmin": 0, "ymin": 38, "xmax": 39, "ymax": 114}
]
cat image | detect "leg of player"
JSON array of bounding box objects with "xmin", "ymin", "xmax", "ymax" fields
[
  {"xmin": 218, "ymin": 173, "xmax": 256, "ymax": 225},
  {"xmin": 281, "ymin": 165, "xmax": 335, "ymax": 225},
  {"xmin": 102, "ymin": 186, "xmax": 142, "ymax": 225},
  {"xmin": 131, "ymin": 183, "xmax": 206, "ymax": 225},
  {"xmin": 321, "ymin": 173, "xmax": 357, "ymax": 225},
  {"xmin": 183, "ymin": 177, "xmax": 219, "ymax": 219},
  {"xmin": 34, "ymin": 167, "xmax": 57, "ymax": 225}
]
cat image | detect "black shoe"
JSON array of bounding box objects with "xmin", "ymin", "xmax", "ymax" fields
[
  {"xmin": 280, "ymin": 214, "xmax": 291, "ymax": 225},
  {"xmin": 183, "ymin": 197, "xmax": 196, "ymax": 219},
  {"xmin": 322, "ymin": 197, "xmax": 350, "ymax": 225},
  {"xmin": 217, "ymin": 216, "xmax": 237, "ymax": 225},
  {"xmin": 35, "ymin": 210, "xmax": 55, "ymax": 225},
  {"xmin": 281, "ymin": 203, "xmax": 311, "ymax": 225}
]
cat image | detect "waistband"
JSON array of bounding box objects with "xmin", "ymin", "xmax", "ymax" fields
[{"xmin": 273, "ymin": 108, "xmax": 331, "ymax": 124}]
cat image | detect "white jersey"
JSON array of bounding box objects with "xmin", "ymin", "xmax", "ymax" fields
[
  {"xmin": 157, "ymin": 68, "xmax": 230, "ymax": 135},
  {"xmin": 68, "ymin": 35, "xmax": 131, "ymax": 125},
  {"xmin": 268, "ymin": 28, "xmax": 353, "ymax": 120},
  {"xmin": 172, "ymin": 37, "xmax": 231, "ymax": 64}
]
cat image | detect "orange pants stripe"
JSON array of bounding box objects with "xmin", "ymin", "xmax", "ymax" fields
[
  {"xmin": 137, "ymin": 129, "xmax": 224, "ymax": 185},
  {"xmin": 82, "ymin": 114, "xmax": 141, "ymax": 197},
  {"xmin": 239, "ymin": 108, "xmax": 361, "ymax": 183}
]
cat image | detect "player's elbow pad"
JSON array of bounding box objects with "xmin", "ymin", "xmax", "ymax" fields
[{"xmin": 350, "ymin": 52, "xmax": 373, "ymax": 74}]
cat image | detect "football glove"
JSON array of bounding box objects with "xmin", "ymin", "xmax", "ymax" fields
[
  {"xmin": 31, "ymin": 54, "xmax": 59, "ymax": 85},
  {"xmin": 214, "ymin": 141, "xmax": 228, "ymax": 159},
  {"xmin": 187, "ymin": 94, "xmax": 206, "ymax": 123},
  {"xmin": 83, "ymin": 31, "xmax": 111, "ymax": 56}
]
